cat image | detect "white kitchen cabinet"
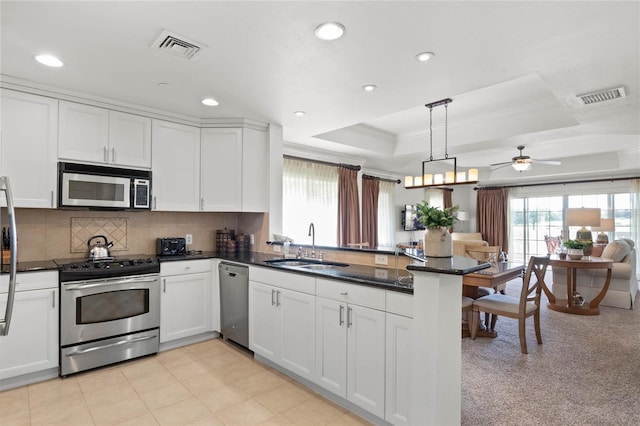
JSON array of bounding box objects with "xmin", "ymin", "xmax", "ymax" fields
[
  {"xmin": 0, "ymin": 271, "xmax": 58, "ymax": 384},
  {"xmin": 249, "ymin": 267, "xmax": 316, "ymax": 381},
  {"xmin": 58, "ymin": 101, "xmax": 151, "ymax": 168},
  {"xmin": 315, "ymin": 279, "xmax": 386, "ymax": 419},
  {"xmin": 159, "ymin": 260, "xmax": 212, "ymax": 343},
  {"xmin": 0, "ymin": 89, "xmax": 58, "ymax": 208},
  {"xmin": 200, "ymin": 127, "xmax": 268, "ymax": 212},
  {"xmin": 385, "ymin": 312, "xmax": 412, "ymax": 426},
  {"xmin": 151, "ymin": 120, "xmax": 201, "ymax": 211}
]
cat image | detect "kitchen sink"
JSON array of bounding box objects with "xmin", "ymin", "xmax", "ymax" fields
[{"xmin": 264, "ymin": 258, "xmax": 349, "ymax": 269}]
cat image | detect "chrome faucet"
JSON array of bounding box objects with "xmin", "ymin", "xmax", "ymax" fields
[{"xmin": 308, "ymin": 222, "xmax": 316, "ymax": 258}]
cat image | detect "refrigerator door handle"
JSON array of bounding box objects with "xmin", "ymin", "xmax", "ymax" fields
[{"xmin": 0, "ymin": 176, "xmax": 18, "ymax": 336}]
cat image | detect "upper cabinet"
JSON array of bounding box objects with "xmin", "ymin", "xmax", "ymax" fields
[
  {"xmin": 151, "ymin": 120, "xmax": 201, "ymax": 211},
  {"xmin": 200, "ymin": 127, "xmax": 268, "ymax": 212},
  {"xmin": 0, "ymin": 89, "xmax": 58, "ymax": 208},
  {"xmin": 58, "ymin": 101, "xmax": 151, "ymax": 169}
]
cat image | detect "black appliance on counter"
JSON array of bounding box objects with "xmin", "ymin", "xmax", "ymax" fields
[
  {"xmin": 156, "ymin": 237, "xmax": 186, "ymax": 256},
  {"xmin": 55, "ymin": 256, "xmax": 160, "ymax": 376}
]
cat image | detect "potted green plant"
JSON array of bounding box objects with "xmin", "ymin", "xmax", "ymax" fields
[
  {"xmin": 416, "ymin": 201, "xmax": 459, "ymax": 257},
  {"xmin": 562, "ymin": 239, "xmax": 590, "ymax": 260}
]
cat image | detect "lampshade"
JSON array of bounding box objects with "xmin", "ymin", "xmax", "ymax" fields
[
  {"xmin": 566, "ymin": 208, "xmax": 601, "ymax": 240},
  {"xmin": 566, "ymin": 208, "xmax": 601, "ymax": 227},
  {"xmin": 512, "ymin": 161, "xmax": 531, "ymax": 172},
  {"xmin": 457, "ymin": 211, "xmax": 470, "ymax": 221},
  {"xmin": 592, "ymin": 218, "xmax": 615, "ymax": 243}
]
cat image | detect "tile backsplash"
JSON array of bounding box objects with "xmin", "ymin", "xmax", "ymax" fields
[{"xmin": 12, "ymin": 208, "xmax": 268, "ymax": 262}]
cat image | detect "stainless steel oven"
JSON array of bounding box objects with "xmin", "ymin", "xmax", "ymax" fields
[{"xmin": 57, "ymin": 257, "xmax": 160, "ymax": 376}]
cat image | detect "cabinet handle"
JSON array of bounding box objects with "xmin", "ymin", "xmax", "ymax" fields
[
  {"xmin": 271, "ymin": 289, "xmax": 276, "ymax": 306},
  {"xmin": 340, "ymin": 292, "xmax": 348, "ymax": 296},
  {"xmin": 103, "ymin": 147, "xmax": 108, "ymax": 162},
  {"xmin": 52, "ymin": 290, "xmax": 56, "ymax": 309},
  {"xmin": 153, "ymin": 196, "xmax": 157, "ymax": 210},
  {"xmin": 276, "ymin": 290, "xmax": 281, "ymax": 307},
  {"xmin": 339, "ymin": 305, "xmax": 344, "ymax": 325},
  {"xmin": 200, "ymin": 198, "xmax": 204, "ymax": 210},
  {"xmin": 51, "ymin": 191, "xmax": 55, "ymax": 208},
  {"xmin": 347, "ymin": 307, "xmax": 352, "ymax": 328},
  {"xmin": 111, "ymin": 148, "xmax": 116, "ymax": 163},
  {"xmin": 163, "ymin": 278, "xmax": 166, "ymax": 293}
]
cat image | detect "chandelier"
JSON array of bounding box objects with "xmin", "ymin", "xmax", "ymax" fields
[{"xmin": 405, "ymin": 98, "xmax": 478, "ymax": 188}]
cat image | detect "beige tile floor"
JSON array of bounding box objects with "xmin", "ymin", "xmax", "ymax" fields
[{"xmin": 0, "ymin": 339, "xmax": 371, "ymax": 426}]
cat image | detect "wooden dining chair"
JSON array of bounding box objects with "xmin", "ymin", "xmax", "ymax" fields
[
  {"xmin": 470, "ymin": 255, "xmax": 550, "ymax": 354},
  {"xmin": 461, "ymin": 296, "xmax": 474, "ymax": 337}
]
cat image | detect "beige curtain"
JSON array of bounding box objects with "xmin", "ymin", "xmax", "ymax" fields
[
  {"xmin": 337, "ymin": 165, "xmax": 361, "ymax": 246},
  {"xmin": 442, "ymin": 189, "xmax": 453, "ymax": 209},
  {"xmin": 361, "ymin": 176, "xmax": 380, "ymax": 248},
  {"xmin": 476, "ymin": 188, "xmax": 510, "ymax": 253}
]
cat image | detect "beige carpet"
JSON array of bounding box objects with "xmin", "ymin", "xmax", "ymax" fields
[{"xmin": 461, "ymin": 276, "xmax": 640, "ymax": 425}]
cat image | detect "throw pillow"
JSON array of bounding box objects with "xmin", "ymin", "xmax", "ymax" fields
[
  {"xmin": 621, "ymin": 238, "xmax": 635, "ymax": 250},
  {"xmin": 602, "ymin": 240, "xmax": 631, "ymax": 262}
]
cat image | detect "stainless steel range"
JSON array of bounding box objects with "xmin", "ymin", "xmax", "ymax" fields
[{"xmin": 55, "ymin": 256, "xmax": 160, "ymax": 376}]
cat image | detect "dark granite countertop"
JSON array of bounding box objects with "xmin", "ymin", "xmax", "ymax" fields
[
  {"xmin": 4, "ymin": 250, "xmax": 485, "ymax": 294},
  {"xmin": 404, "ymin": 249, "xmax": 491, "ymax": 275}
]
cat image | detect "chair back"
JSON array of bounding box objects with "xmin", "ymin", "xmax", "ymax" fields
[
  {"xmin": 465, "ymin": 245, "xmax": 501, "ymax": 264},
  {"xmin": 519, "ymin": 255, "xmax": 550, "ymax": 315}
]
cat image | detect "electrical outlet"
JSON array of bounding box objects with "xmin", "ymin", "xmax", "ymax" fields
[
  {"xmin": 273, "ymin": 245, "xmax": 281, "ymax": 253},
  {"xmin": 374, "ymin": 254, "xmax": 388, "ymax": 265},
  {"xmin": 185, "ymin": 234, "xmax": 193, "ymax": 245},
  {"xmin": 374, "ymin": 269, "xmax": 388, "ymax": 279},
  {"xmin": 250, "ymin": 234, "xmax": 255, "ymax": 245}
]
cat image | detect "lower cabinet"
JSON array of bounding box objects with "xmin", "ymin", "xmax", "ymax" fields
[
  {"xmin": 315, "ymin": 296, "xmax": 386, "ymax": 419},
  {"xmin": 385, "ymin": 312, "xmax": 412, "ymax": 426},
  {"xmin": 249, "ymin": 280, "xmax": 315, "ymax": 381},
  {"xmin": 0, "ymin": 271, "xmax": 58, "ymax": 382},
  {"xmin": 160, "ymin": 260, "xmax": 212, "ymax": 343}
]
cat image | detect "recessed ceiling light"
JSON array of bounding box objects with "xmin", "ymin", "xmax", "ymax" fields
[
  {"xmin": 34, "ymin": 54, "xmax": 64, "ymax": 67},
  {"xmin": 415, "ymin": 51, "xmax": 435, "ymax": 62},
  {"xmin": 315, "ymin": 22, "xmax": 345, "ymax": 41},
  {"xmin": 293, "ymin": 111, "xmax": 306, "ymax": 117},
  {"xmin": 201, "ymin": 98, "xmax": 219, "ymax": 106},
  {"xmin": 362, "ymin": 85, "xmax": 377, "ymax": 92}
]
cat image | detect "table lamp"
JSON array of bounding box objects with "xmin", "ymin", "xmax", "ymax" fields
[
  {"xmin": 592, "ymin": 218, "xmax": 615, "ymax": 244},
  {"xmin": 566, "ymin": 208, "xmax": 601, "ymax": 240},
  {"xmin": 456, "ymin": 211, "xmax": 469, "ymax": 232}
]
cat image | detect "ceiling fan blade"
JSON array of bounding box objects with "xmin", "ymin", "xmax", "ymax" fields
[
  {"xmin": 531, "ymin": 159, "xmax": 562, "ymax": 166},
  {"xmin": 488, "ymin": 161, "xmax": 512, "ymax": 167}
]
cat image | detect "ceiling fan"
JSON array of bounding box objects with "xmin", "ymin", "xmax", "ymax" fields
[{"xmin": 489, "ymin": 145, "xmax": 562, "ymax": 172}]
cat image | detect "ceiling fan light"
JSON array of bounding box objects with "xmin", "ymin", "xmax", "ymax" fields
[{"xmin": 512, "ymin": 161, "xmax": 531, "ymax": 172}]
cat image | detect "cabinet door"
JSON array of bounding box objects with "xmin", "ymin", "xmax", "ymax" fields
[
  {"xmin": 200, "ymin": 128, "xmax": 242, "ymax": 211},
  {"xmin": 279, "ymin": 288, "xmax": 315, "ymax": 380},
  {"xmin": 108, "ymin": 111, "xmax": 151, "ymax": 168},
  {"xmin": 241, "ymin": 128, "xmax": 268, "ymax": 212},
  {"xmin": 0, "ymin": 90, "xmax": 58, "ymax": 208},
  {"xmin": 0, "ymin": 288, "xmax": 58, "ymax": 380},
  {"xmin": 151, "ymin": 120, "xmax": 200, "ymax": 211},
  {"xmin": 160, "ymin": 272, "xmax": 212, "ymax": 343},
  {"xmin": 315, "ymin": 297, "xmax": 347, "ymax": 397},
  {"xmin": 347, "ymin": 304, "xmax": 386, "ymax": 419},
  {"xmin": 58, "ymin": 101, "xmax": 109, "ymax": 163},
  {"xmin": 248, "ymin": 281, "xmax": 279, "ymax": 361},
  {"xmin": 385, "ymin": 313, "xmax": 412, "ymax": 426}
]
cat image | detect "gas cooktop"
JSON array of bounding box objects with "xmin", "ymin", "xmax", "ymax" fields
[{"xmin": 55, "ymin": 256, "xmax": 160, "ymax": 281}]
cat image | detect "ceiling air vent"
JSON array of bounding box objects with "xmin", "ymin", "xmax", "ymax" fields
[
  {"xmin": 151, "ymin": 30, "xmax": 206, "ymax": 60},
  {"xmin": 576, "ymin": 86, "xmax": 627, "ymax": 105}
]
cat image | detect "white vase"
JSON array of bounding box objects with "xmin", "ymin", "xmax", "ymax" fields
[
  {"xmin": 567, "ymin": 248, "xmax": 584, "ymax": 260},
  {"xmin": 424, "ymin": 227, "xmax": 453, "ymax": 257}
]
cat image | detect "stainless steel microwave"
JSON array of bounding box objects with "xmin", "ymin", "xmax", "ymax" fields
[{"xmin": 58, "ymin": 162, "xmax": 151, "ymax": 210}]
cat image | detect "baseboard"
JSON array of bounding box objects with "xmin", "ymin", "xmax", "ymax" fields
[{"xmin": 0, "ymin": 367, "xmax": 59, "ymax": 392}]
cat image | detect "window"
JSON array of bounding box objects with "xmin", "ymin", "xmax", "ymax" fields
[
  {"xmin": 377, "ymin": 180, "xmax": 396, "ymax": 248},
  {"xmin": 282, "ymin": 158, "xmax": 338, "ymax": 246}
]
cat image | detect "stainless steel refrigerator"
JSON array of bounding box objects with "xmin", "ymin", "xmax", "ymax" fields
[{"xmin": 0, "ymin": 176, "xmax": 18, "ymax": 336}]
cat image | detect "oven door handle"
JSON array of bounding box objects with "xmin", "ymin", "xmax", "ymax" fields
[
  {"xmin": 64, "ymin": 334, "xmax": 157, "ymax": 356},
  {"xmin": 64, "ymin": 277, "xmax": 158, "ymax": 290}
]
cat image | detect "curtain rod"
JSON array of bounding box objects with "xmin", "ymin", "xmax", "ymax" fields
[
  {"xmin": 284, "ymin": 155, "xmax": 361, "ymax": 171},
  {"xmin": 362, "ymin": 174, "xmax": 401, "ymax": 184},
  {"xmin": 474, "ymin": 175, "xmax": 639, "ymax": 190}
]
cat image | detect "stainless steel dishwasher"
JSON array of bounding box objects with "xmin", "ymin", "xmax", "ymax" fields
[{"xmin": 218, "ymin": 262, "xmax": 249, "ymax": 349}]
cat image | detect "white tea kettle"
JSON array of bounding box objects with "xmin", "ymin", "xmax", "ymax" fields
[{"xmin": 88, "ymin": 235, "xmax": 113, "ymax": 260}]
